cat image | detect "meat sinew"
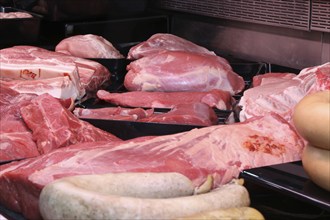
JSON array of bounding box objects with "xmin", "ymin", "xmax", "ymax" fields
[
  {"xmin": 55, "ymin": 34, "xmax": 124, "ymax": 59},
  {"xmin": 97, "ymin": 89, "xmax": 234, "ymax": 110},
  {"xmin": 127, "ymin": 33, "xmax": 216, "ymax": 59},
  {"xmin": 0, "ymin": 113, "xmax": 304, "ymax": 220},
  {"xmin": 124, "ymin": 51, "xmax": 245, "ymax": 94}
]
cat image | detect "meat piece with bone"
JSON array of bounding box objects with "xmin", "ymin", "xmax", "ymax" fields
[
  {"xmin": 124, "ymin": 51, "xmax": 245, "ymax": 95},
  {"xmin": 127, "ymin": 33, "xmax": 216, "ymax": 59},
  {"xmin": 0, "ymin": 113, "xmax": 303, "ymax": 219},
  {"xmin": 97, "ymin": 89, "xmax": 234, "ymax": 110},
  {"xmin": 55, "ymin": 34, "xmax": 124, "ymax": 59}
]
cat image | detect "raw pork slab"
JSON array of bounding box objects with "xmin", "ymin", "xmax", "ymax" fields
[
  {"xmin": 124, "ymin": 51, "xmax": 245, "ymax": 95},
  {"xmin": 0, "ymin": 46, "xmax": 84, "ymax": 100},
  {"xmin": 55, "ymin": 34, "xmax": 124, "ymax": 59},
  {"xmin": 74, "ymin": 106, "xmax": 154, "ymax": 121},
  {"xmin": 138, "ymin": 103, "xmax": 218, "ymax": 126},
  {"xmin": 0, "ymin": 113, "xmax": 304, "ymax": 220},
  {"xmin": 0, "ymin": 86, "xmax": 39, "ymax": 162},
  {"xmin": 97, "ymin": 89, "xmax": 234, "ymax": 110},
  {"xmin": 252, "ymin": 72, "xmax": 297, "ymax": 87},
  {"xmin": 0, "ymin": 46, "xmax": 111, "ymax": 98},
  {"xmin": 20, "ymin": 93, "xmax": 122, "ymax": 154},
  {"xmin": 127, "ymin": 33, "xmax": 216, "ymax": 59},
  {"xmin": 0, "ymin": 76, "xmax": 79, "ymax": 100},
  {"xmin": 239, "ymin": 62, "xmax": 330, "ymax": 123}
]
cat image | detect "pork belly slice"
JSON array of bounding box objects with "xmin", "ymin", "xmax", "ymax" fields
[
  {"xmin": 55, "ymin": 34, "xmax": 124, "ymax": 59},
  {"xmin": 124, "ymin": 50, "xmax": 245, "ymax": 95},
  {"xmin": 0, "ymin": 76, "xmax": 79, "ymax": 100},
  {"xmin": 138, "ymin": 103, "xmax": 218, "ymax": 126},
  {"xmin": 0, "ymin": 113, "xmax": 304, "ymax": 220},
  {"xmin": 0, "ymin": 46, "xmax": 111, "ymax": 98},
  {"xmin": 97, "ymin": 89, "xmax": 234, "ymax": 110},
  {"xmin": 239, "ymin": 62, "xmax": 330, "ymax": 123},
  {"xmin": 127, "ymin": 33, "xmax": 216, "ymax": 59},
  {"xmin": 74, "ymin": 106, "xmax": 154, "ymax": 121},
  {"xmin": 19, "ymin": 93, "xmax": 122, "ymax": 154},
  {"xmin": 0, "ymin": 46, "xmax": 84, "ymax": 100}
]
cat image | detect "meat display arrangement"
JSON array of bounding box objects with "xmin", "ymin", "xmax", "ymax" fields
[
  {"xmin": 55, "ymin": 34, "xmax": 124, "ymax": 59},
  {"xmin": 0, "ymin": 112, "xmax": 304, "ymax": 219},
  {"xmin": 0, "ymin": 45, "xmax": 111, "ymax": 99},
  {"xmin": 127, "ymin": 33, "xmax": 216, "ymax": 59},
  {"xmin": 124, "ymin": 51, "xmax": 245, "ymax": 95},
  {"xmin": 97, "ymin": 89, "xmax": 234, "ymax": 110},
  {"xmin": 239, "ymin": 62, "xmax": 330, "ymax": 123}
]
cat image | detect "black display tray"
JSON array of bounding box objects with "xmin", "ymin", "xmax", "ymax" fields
[
  {"xmin": 239, "ymin": 161, "xmax": 330, "ymax": 219},
  {"xmin": 0, "ymin": 7, "xmax": 41, "ymax": 47}
]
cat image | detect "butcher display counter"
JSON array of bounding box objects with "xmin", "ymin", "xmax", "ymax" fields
[{"xmin": 0, "ymin": 0, "xmax": 329, "ymax": 219}]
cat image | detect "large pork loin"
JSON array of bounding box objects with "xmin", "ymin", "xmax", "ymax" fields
[
  {"xmin": 96, "ymin": 89, "xmax": 234, "ymax": 110},
  {"xmin": 124, "ymin": 50, "xmax": 245, "ymax": 95},
  {"xmin": 127, "ymin": 33, "xmax": 216, "ymax": 60},
  {"xmin": 0, "ymin": 113, "xmax": 303, "ymax": 219}
]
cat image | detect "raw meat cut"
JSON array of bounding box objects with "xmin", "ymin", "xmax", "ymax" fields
[
  {"xmin": 252, "ymin": 72, "xmax": 296, "ymax": 87},
  {"xmin": 0, "ymin": 12, "xmax": 32, "ymax": 19},
  {"xmin": 0, "ymin": 46, "xmax": 111, "ymax": 99},
  {"xmin": 127, "ymin": 33, "xmax": 216, "ymax": 60},
  {"xmin": 124, "ymin": 51, "xmax": 245, "ymax": 95},
  {"xmin": 0, "ymin": 113, "xmax": 304, "ymax": 220},
  {"xmin": 0, "ymin": 46, "xmax": 84, "ymax": 100},
  {"xmin": 0, "ymin": 86, "xmax": 39, "ymax": 162},
  {"xmin": 138, "ymin": 103, "xmax": 218, "ymax": 126},
  {"xmin": 0, "ymin": 76, "xmax": 79, "ymax": 100},
  {"xmin": 97, "ymin": 89, "xmax": 234, "ymax": 110},
  {"xmin": 55, "ymin": 34, "xmax": 124, "ymax": 59},
  {"xmin": 74, "ymin": 106, "xmax": 154, "ymax": 121},
  {"xmin": 20, "ymin": 93, "xmax": 122, "ymax": 154},
  {"xmin": 0, "ymin": 129, "xmax": 39, "ymax": 162},
  {"xmin": 239, "ymin": 62, "xmax": 330, "ymax": 123}
]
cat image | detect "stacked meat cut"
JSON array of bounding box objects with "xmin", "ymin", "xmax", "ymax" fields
[
  {"xmin": 239, "ymin": 62, "xmax": 330, "ymax": 123},
  {"xmin": 0, "ymin": 32, "xmax": 329, "ymax": 220},
  {"xmin": 0, "ymin": 45, "xmax": 111, "ymax": 99}
]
